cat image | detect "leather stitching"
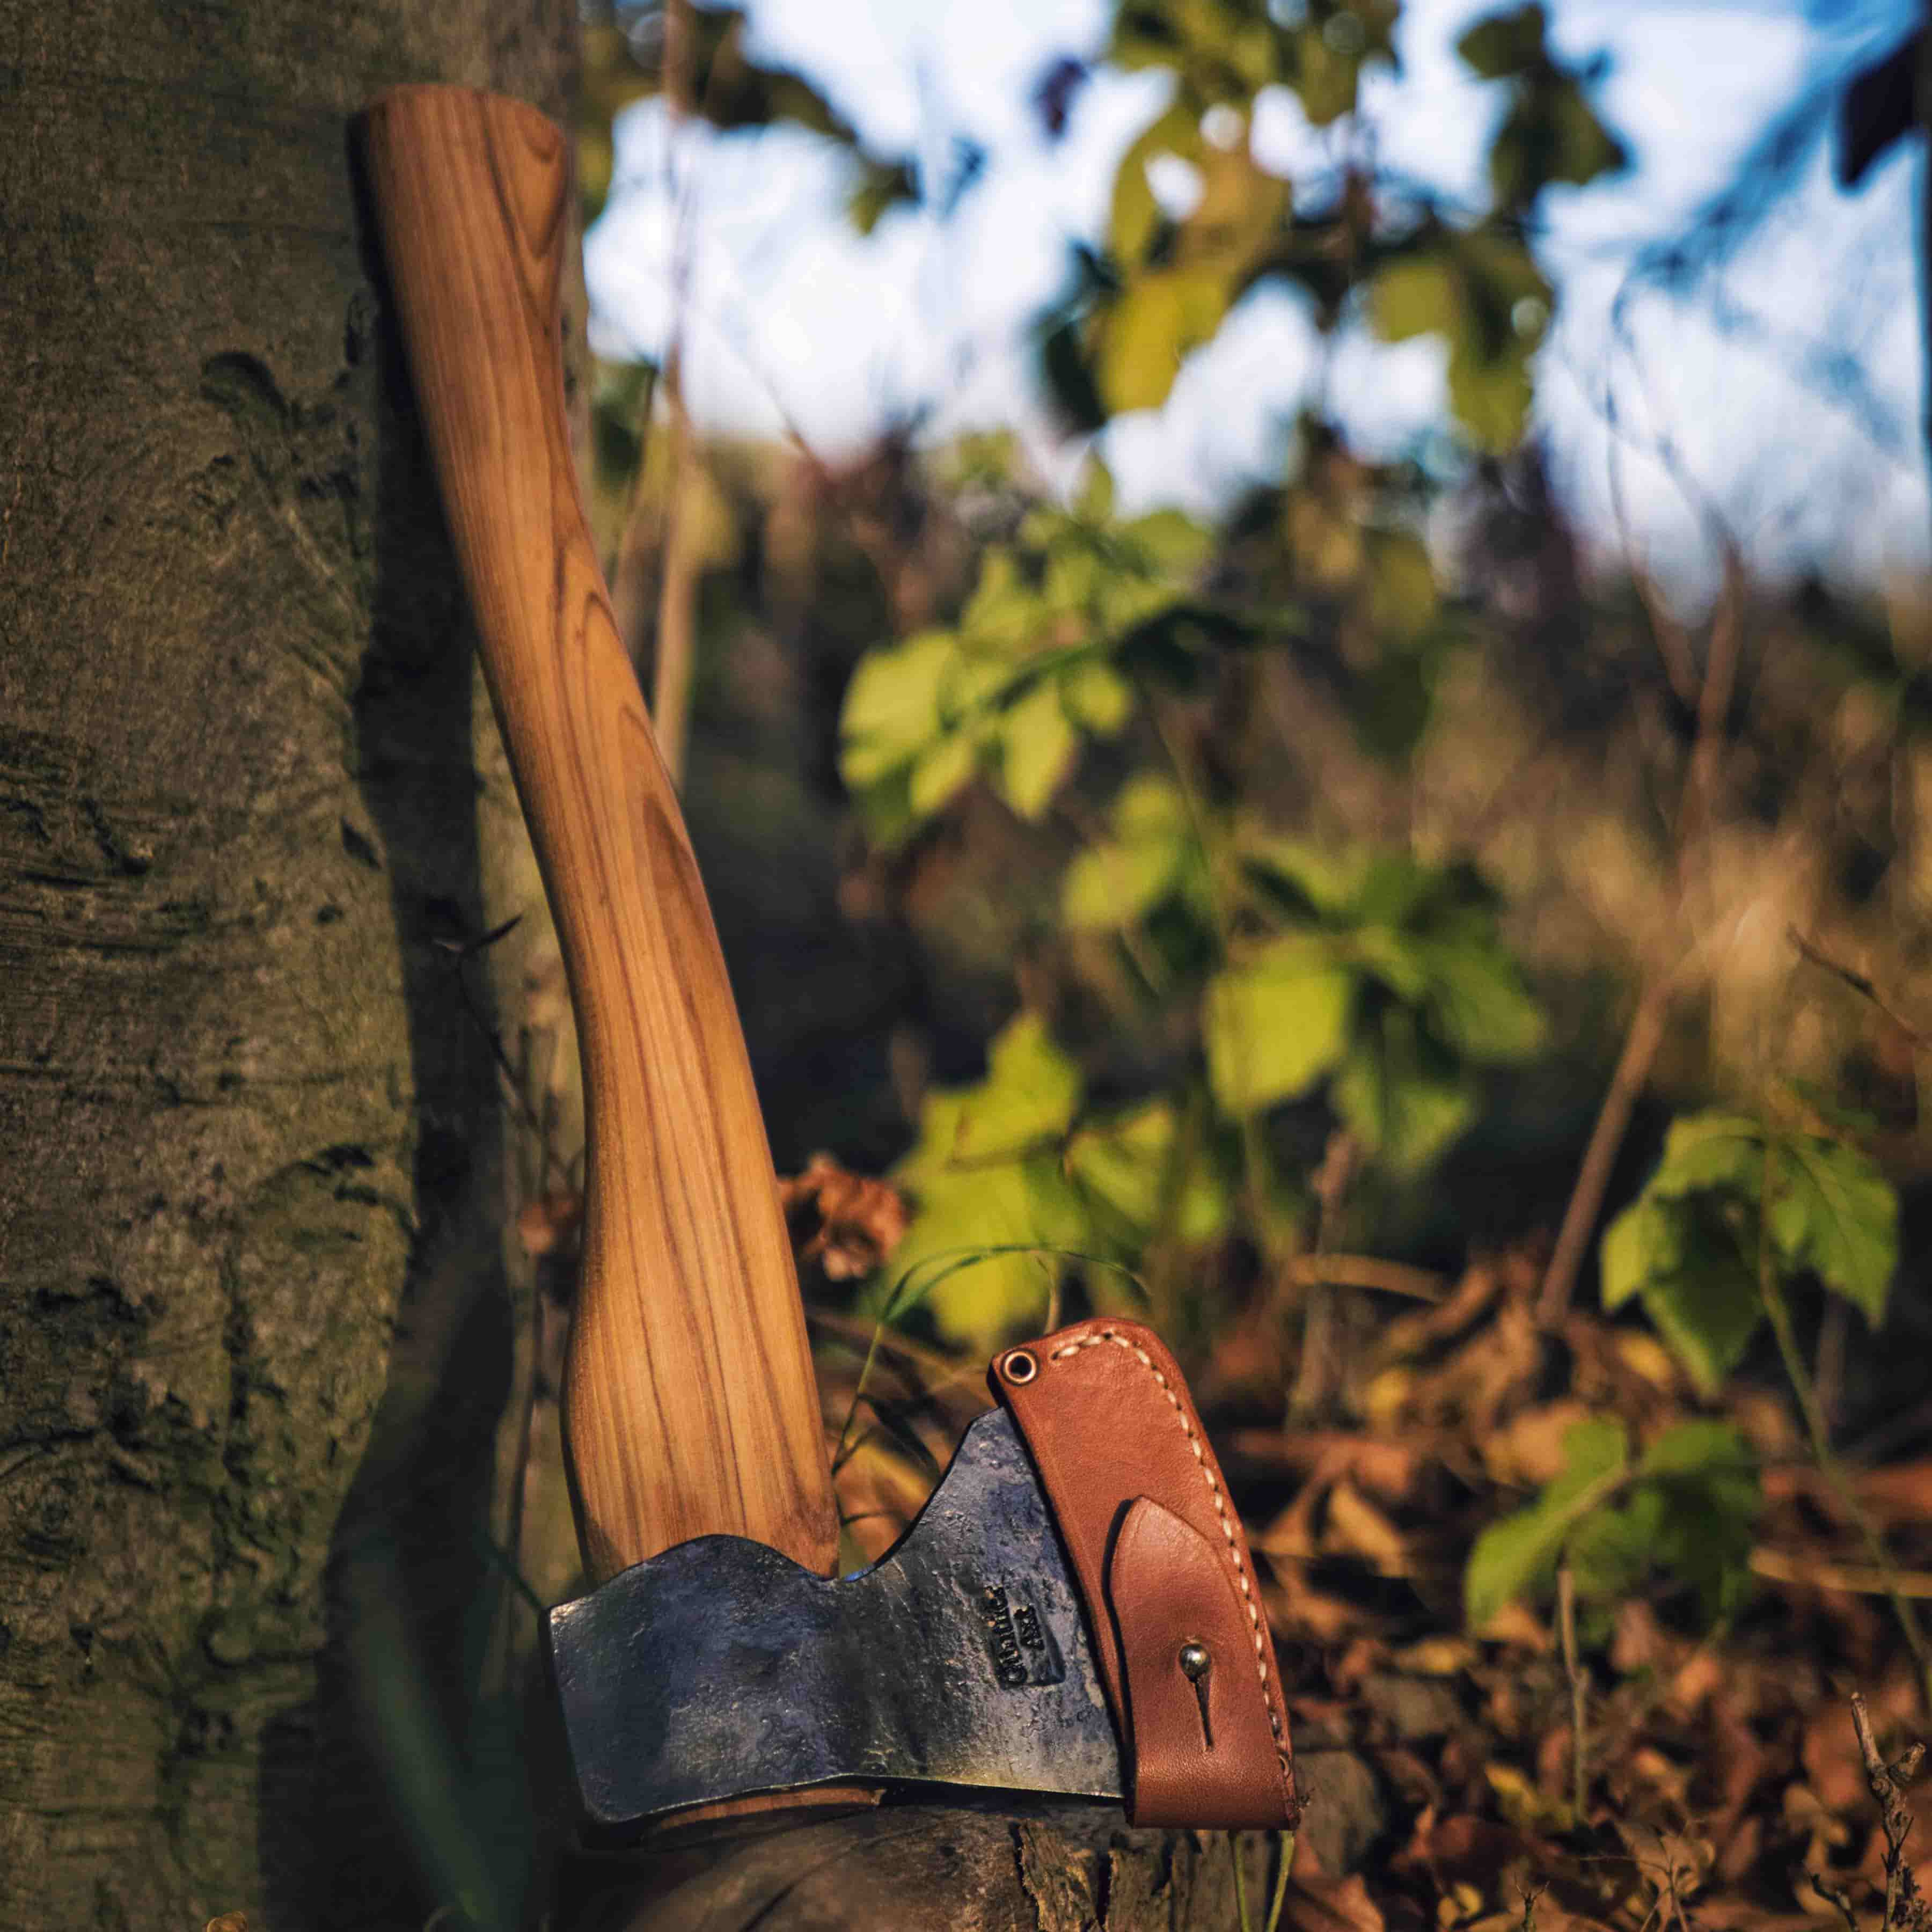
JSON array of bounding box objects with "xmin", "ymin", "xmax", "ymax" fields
[{"xmin": 1046, "ymin": 1327, "xmax": 1290, "ymax": 1789}]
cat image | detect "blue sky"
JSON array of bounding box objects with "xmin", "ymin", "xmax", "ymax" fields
[{"xmin": 584, "ymin": 0, "xmax": 1929, "ymax": 606}]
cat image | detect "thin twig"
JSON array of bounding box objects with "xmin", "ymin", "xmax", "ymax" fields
[
  {"xmin": 1265, "ymin": 1832, "xmax": 1297, "ymax": 1932},
  {"xmin": 1810, "ymin": 1871, "xmax": 1864, "ymax": 1932},
  {"xmin": 1850, "ymin": 1689, "xmax": 1932, "ymax": 1932},
  {"xmin": 1537, "ymin": 972, "xmax": 1677, "ymax": 1324},
  {"xmin": 1233, "ymin": 1832, "xmax": 1253, "ymax": 1932},
  {"xmin": 1557, "ymin": 1561, "xmax": 1587, "ymax": 1825},
  {"xmin": 1751, "ymin": 1547, "xmax": 1932, "ymax": 1599},
  {"xmin": 1789, "ymin": 926, "xmax": 1931, "ymax": 1050},
  {"xmin": 1280, "ymin": 1253, "xmax": 1446, "ymax": 1301}
]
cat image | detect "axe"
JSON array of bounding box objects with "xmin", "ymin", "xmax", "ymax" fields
[{"xmin": 360, "ymin": 85, "xmax": 1300, "ymax": 1839}]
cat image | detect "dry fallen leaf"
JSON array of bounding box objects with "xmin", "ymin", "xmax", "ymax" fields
[
  {"xmin": 1279, "ymin": 1872, "xmax": 1388, "ymax": 1932},
  {"xmin": 1323, "ymin": 1479, "xmax": 1415, "ymax": 1574},
  {"xmin": 206, "ymin": 1916, "xmax": 248, "ymax": 1932},
  {"xmin": 781, "ymin": 1154, "xmax": 909, "ymax": 1280},
  {"xmin": 1481, "ymin": 1401, "xmax": 1592, "ymax": 1487}
]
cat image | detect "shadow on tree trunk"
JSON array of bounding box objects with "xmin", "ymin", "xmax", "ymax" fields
[{"xmin": 255, "ymin": 126, "xmax": 521, "ymax": 1932}]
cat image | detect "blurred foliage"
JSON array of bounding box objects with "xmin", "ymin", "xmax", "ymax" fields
[
  {"xmin": 1036, "ymin": 0, "xmax": 1621, "ymax": 444},
  {"xmin": 826, "ymin": 0, "xmax": 1629, "ymax": 1349},
  {"xmin": 1600, "ymin": 1107, "xmax": 1898, "ymax": 1396},
  {"xmin": 1464, "ymin": 1415, "xmax": 1760, "ymax": 1636}
]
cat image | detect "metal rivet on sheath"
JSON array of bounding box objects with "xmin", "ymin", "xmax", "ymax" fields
[
  {"xmin": 1178, "ymin": 1642, "xmax": 1211, "ymax": 1682},
  {"xmin": 1001, "ymin": 1349, "xmax": 1038, "ymax": 1385}
]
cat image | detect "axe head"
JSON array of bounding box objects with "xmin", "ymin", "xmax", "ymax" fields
[
  {"xmin": 544, "ymin": 1408, "xmax": 1122, "ymax": 1830},
  {"xmin": 544, "ymin": 1317, "xmax": 1301, "ymax": 1835}
]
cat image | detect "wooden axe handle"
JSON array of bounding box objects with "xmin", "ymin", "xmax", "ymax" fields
[{"xmin": 361, "ymin": 85, "xmax": 838, "ymax": 1587}]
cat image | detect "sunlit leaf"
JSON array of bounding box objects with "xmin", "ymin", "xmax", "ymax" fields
[
  {"xmin": 1368, "ymin": 257, "xmax": 1462, "ymax": 343},
  {"xmin": 1065, "ymin": 1100, "xmax": 1229, "ymax": 1246},
  {"xmin": 886, "ymin": 1015, "xmax": 1091, "ymax": 1348},
  {"xmin": 1203, "ymin": 939, "xmax": 1355, "ymax": 1114},
  {"xmin": 1599, "ymin": 1196, "xmax": 1679, "ymax": 1311},
  {"xmin": 909, "ymin": 730, "xmax": 978, "ymax": 816},
  {"xmin": 1096, "ymin": 267, "xmax": 1231, "ymax": 414},
  {"xmin": 997, "ymin": 679, "xmax": 1079, "ymax": 818},
  {"xmin": 1061, "ymin": 774, "xmax": 1190, "ymax": 929},
  {"xmin": 1110, "ymin": 102, "xmax": 1203, "ymax": 268},
  {"xmin": 960, "ymin": 547, "xmax": 1043, "ymax": 656},
  {"xmin": 839, "ymin": 630, "xmax": 957, "ymax": 787},
  {"xmin": 1061, "ymin": 660, "xmax": 1136, "ymax": 734}
]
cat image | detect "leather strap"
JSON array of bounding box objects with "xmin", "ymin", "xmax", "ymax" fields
[{"xmin": 990, "ymin": 1318, "xmax": 1299, "ymax": 1829}]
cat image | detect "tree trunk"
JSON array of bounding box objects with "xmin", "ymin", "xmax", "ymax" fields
[
  {"xmin": 0, "ymin": 4, "xmax": 574, "ymax": 1926},
  {"xmin": 1, "ymin": 9, "xmax": 1382, "ymax": 1928}
]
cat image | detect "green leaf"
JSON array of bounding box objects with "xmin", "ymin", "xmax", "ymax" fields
[
  {"xmin": 1110, "ymin": 103, "xmax": 1202, "ymax": 269},
  {"xmin": 1060, "ymin": 774, "xmax": 1190, "ymax": 930},
  {"xmin": 1203, "ymin": 939, "xmax": 1355, "ymax": 1115},
  {"xmin": 1096, "ymin": 267, "xmax": 1231, "ymax": 415},
  {"xmin": 1464, "ymin": 1416, "xmax": 1628, "ymax": 1627},
  {"xmin": 1415, "ymin": 935, "xmax": 1547, "ymax": 1062},
  {"xmin": 1649, "ymin": 1113, "xmax": 1765, "ymax": 1199},
  {"xmin": 838, "ymin": 630, "xmax": 957, "ymax": 786},
  {"xmin": 887, "ymin": 1016, "xmax": 1090, "ymax": 1349},
  {"xmin": 1061, "ymin": 661, "xmax": 1136, "ymax": 734},
  {"xmin": 1599, "ymin": 1196, "xmax": 1680, "ymax": 1311},
  {"xmin": 1446, "ymin": 347, "xmax": 1534, "ymax": 455},
  {"xmin": 918, "ymin": 1013, "xmax": 1081, "ymax": 1168},
  {"xmin": 1635, "ymin": 1206, "xmax": 1762, "ymax": 1397},
  {"xmin": 1121, "ymin": 508, "xmax": 1215, "ymax": 579},
  {"xmin": 1332, "ymin": 1020, "xmax": 1475, "ymax": 1177},
  {"xmin": 909, "ymin": 730, "xmax": 978, "ymax": 816},
  {"xmin": 997, "ymin": 679, "xmax": 1078, "ymax": 818},
  {"xmin": 1350, "ymin": 924, "xmax": 1430, "ymax": 1001},
  {"xmin": 1366, "ymin": 530, "xmax": 1440, "ymax": 640},
  {"xmin": 1368, "ymin": 257, "xmax": 1462, "ymax": 343},
  {"xmin": 1565, "ymin": 1492, "xmax": 1657, "ymax": 1604},
  {"xmin": 1636, "ymin": 1419, "xmax": 1754, "ymax": 1484},
  {"xmin": 882, "ymin": 1162, "xmax": 1087, "ymax": 1350},
  {"xmin": 1638, "ymin": 1422, "xmax": 1760, "ymax": 1623},
  {"xmin": 1235, "ymin": 828, "xmax": 1360, "ymax": 917},
  {"xmin": 1065, "ymin": 1100, "xmax": 1229, "ymax": 1247},
  {"xmin": 1772, "ymin": 1136, "xmax": 1898, "ymax": 1326},
  {"xmin": 1456, "ymin": 3, "xmax": 1548, "ymax": 79},
  {"xmin": 1075, "ymin": 458, "xmax": 1116, "ymax": 524},
  {"xmin": 960, "ymin": 547, "xmax": 1043, "ymax": 656}
]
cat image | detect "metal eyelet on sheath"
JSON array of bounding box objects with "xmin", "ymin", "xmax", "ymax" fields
[{"xmin": 1001, "ymin": 1348, "xmax": 1038, "ymax": 1385}]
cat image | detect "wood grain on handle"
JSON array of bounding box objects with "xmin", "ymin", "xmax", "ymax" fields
[{"xmin": 360, "ymin": 85, "xmax": 838, "ymax": 1587}]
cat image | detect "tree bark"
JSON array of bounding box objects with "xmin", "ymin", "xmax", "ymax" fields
[{"xmin": 0, "ymin": 4, "xmax": 574, "ymax": 1926}]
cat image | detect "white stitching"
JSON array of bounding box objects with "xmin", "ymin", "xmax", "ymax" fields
[{"xmin": 1047, "ymin": 1329, "xmax": 1286, "ymax": 1758}]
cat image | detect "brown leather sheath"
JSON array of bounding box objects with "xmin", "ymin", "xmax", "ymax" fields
[{"xmin": 990, "ymin": 1317, "xmax": 1300, "ymax": 1830}]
